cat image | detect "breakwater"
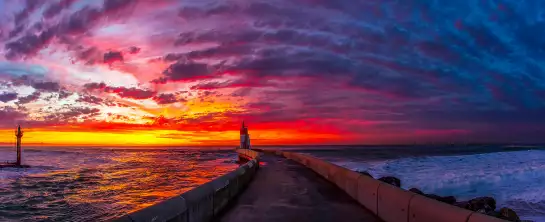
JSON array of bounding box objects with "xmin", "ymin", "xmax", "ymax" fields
[
  {"xmin": 270, "ymin": 149, "xmax": 509, "ymax": 222},
  {"xmin": 114, "ymin": 148, "xmax": 516, "ymax": 222},
  {"xmin": 113, "ymin": 149, "xmax": 260, "ymax": 222}
]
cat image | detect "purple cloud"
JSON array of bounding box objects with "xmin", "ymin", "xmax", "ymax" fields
[
  {"xmin": 128, "ymin": 46, "xmax": 141, "ymax": 54},
  {"xmin": 0, "ymin": 93, "xmax": 18, "ymax": 103},
  {"xmin": 1, "ymin": 0, "xmax": 545, "ymax": 143},
  {"xmin": 152, "ymin": 62, "xmax": 215, "ymax": 84},
  {"xmin": 43, "ymin": 0, "xmax": 76, "ymax": 18},
  {"xmin": 104, "ymin": 51, "xmax": 124, "ymax": 64},
  {"xmin": 16, "ymin": 92, "xmax": 41, "ymax": 105},
  {"xmin": 76, "ymin": 95, "xmax": 104, "ymax": 105},
  {"xmin": 31, "ymin": 81, "xmax": 61, "ymax": 92},
  {"xmin": 84, "ymin": 82, "xmax": 156, "ymax": 100},
  {"xmin": 152, "ymin": 93, "xmax": 183, "ymax": 105}
]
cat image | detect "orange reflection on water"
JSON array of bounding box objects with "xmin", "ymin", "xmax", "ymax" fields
[{"xmin": 5, "ymin": 149, "xmax": 238, "ymax": 221}]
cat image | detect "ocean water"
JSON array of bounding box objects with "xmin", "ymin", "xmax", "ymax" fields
[
  {"xmin": 2, "ymin": 145, "xmax": 544, "ymax": 222},
  {"xmin": 300, "ymin": 145, "xmax": 545, "ymax": 222},
  {"xmin": 0, "ymin": 147, "xmax": 238, "ymax": 222}
]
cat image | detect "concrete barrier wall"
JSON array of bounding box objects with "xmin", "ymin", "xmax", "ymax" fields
[
  {"xmin": 278, "ymin": 150, "xmax": 505, "ymax": 222},
  {"xmin": 357, "ymin": 175, "xmax": 380, "ymax": 214},
  {"xmin": 237, "ymin": 149, "xmax": 261, "ymax": 162},
  {"xmin": 409, "ymin": 195, "xmax": 472, "ymax": 222},
  {"xmin": 377, "ymin": 183, "xmax": 415, "ymax": 222},
  {"xmin": 467, "ymin": 212, "xmax": 506, "ymax": 222},
  {"xmin": 114, "ymin": 149, "xmax": 260, "ymax": 222}
]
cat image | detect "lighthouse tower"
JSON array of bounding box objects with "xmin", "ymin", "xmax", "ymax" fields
[
  {"xmin": 15, "ymin": 125, "xmax": 23, "ymax": 166},
  {"xmin": 239, "ymin": 121, "xmax": 251, "ymax": 149}
]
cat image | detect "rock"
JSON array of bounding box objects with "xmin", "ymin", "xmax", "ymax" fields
[
  {"xmin": 499, "ymin": 207, "xmax": 520, "ymax": 221},
  {"xmin": 425, "ymin": 194, "xmax": 457, "ymax": 204},
  {"xmin": 426, "ymin": 194, "xmax": 441, "ymax": 199},
  {"xmin": 378, "ymin": 176, "xmax": 401, "ymax": 187},
  {"xmin": 486, "ymin": 210, "xmax": 501, "ymax": 218},
  {"xmin": 357, "ymin": 171, "xmax": 373, "ymax": 178},
  {"xmin": 453, "ymin": 201, "xmax": 469, "ymax": 208},
  {"xmin": 464, "ymin": 197, "xmax": 496, "ymax": 213},
  {"xmin": 409, "ymin": 188, "xmax": 424, "ymax": 195},
  {"xmin": 406, "ymin": 188, "xmax": 456, "ymax": 204},
  {"xmin": 438, "ymin": 196, "xmax": 457, "ymax": 204}
]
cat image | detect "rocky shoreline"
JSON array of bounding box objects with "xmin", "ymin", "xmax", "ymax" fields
[{"xmin": 357, "ymin": 171, "xmax": 531, "ymax": 222}]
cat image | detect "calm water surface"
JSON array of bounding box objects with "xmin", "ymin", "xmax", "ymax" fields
[{"xmin": 0, "ymin": 147, "xmax": 237, "ymax": 222}]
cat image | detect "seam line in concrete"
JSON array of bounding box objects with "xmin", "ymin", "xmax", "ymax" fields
[
  {"xmin": 407, "ymin": 193, "xmax": 417, "ymax": 222},
  {"xmin": 465, "ymin": 211, "xmax": 475, "ymax": 222},
  {"xmin": 376, "ymin": 183, "xmax": 383, "ymax": 216},
  {"xmin": 353, "ymin": 174, "xmax": 362, "ymax": 200}
]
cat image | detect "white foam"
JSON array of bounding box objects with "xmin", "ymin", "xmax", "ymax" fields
[{"xmin": 323, "ymin": 150, "xmax": 545, "ymax": 221}]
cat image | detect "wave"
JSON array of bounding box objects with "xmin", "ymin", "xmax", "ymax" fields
[
  {"xmin": 0, "ymin": 149, "xmax": 238, "ymax": 221},
  {"xmin": 317, "ymin": 150, "xmax": 545, "ymax": 221}
]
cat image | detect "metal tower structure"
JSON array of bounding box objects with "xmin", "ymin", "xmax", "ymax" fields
[{"xmin": 15, "ymin": 125, "xmax": 23, "ymax": 166}]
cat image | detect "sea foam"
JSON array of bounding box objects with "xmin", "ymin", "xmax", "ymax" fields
[{"xmin": 315, "ymin": 150, "xmax": 545, "ymax": 221}]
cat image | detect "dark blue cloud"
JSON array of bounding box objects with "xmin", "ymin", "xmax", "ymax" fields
[{"xmin": 167, "ymin": 0, "xmax": 545, "ymax": 142}]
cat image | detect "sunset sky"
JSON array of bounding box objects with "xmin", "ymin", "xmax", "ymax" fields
[{"xmin": 0, "ymin": 0, "xmax": 544, "ymax": 146}]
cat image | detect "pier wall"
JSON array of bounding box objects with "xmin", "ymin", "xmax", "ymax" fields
[
  {"xmin": 237, "ymin": 149, "xmax": 256, "ymax": 162},
  {"xmin": 115, "ymin": 149, "xmax": 261, "ymax": 222},
  {"xmin": 261, "ymin": 149, "xmax": 503, "ymax": 222}
]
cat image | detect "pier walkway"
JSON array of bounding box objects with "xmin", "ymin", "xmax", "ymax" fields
[
  {"xmin": 216, "ymin": 154, "xmax": 381, "ymax": 222},
  {"xmin": 116, "ymin": 149, "xmax": 504, "ymax": 222}
]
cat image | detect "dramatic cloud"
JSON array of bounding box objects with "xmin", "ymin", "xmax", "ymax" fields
[
  {"xmin": 0, "ymin": 106, "xmax": 27, "ymax": 127},
  {"xmin": 0, "ymin": 93, "xmax": 18, "ymax": 103},
  {"xmin": 110, "ymin": 87, "xmax": 155, "ymax": 99},
  {"xmin": 5, "ymin": 29, "xmax": 56, "ymax": 60},
  {"xmin": 128, "ymin": 46, "xmax": 141, "ymax": 54},
  {"xmin": 103, "ymin": 51, "xmax": 124, "ymax": 64},
  {"xmin": 76, "ymin": 94, "xmax": 104, "ymax": 105},
  {"xmin": 152, "ymin": 62, "xmax": 216, "ymax": 84},
  {"xmin": 152, "ymin": 93, "xmax": 183, "ymax": 104},
  {"xmin": 43, "ymin": 0, "xmax": 76, "ymax": 18},
  {"xmin": 46, "ymin": 107, "xmax": 101, "ymax": 121},
  {"xmin": 84, "ymin": 82, "xmax": 156, "ymax": 100},
  {"xmin": 31, "ymin": 81, "xmax": 61, "ymax": 92},
  {"xmin": 16, "ymin": 92, "xmax": 41, "ymax": 105},
  {"xmin": 0, "ymin": 0, "xmax": 544, "ymax": 145}
]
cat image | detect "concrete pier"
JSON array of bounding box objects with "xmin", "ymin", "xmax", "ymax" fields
[
  {"xmin": 216, "ymin": 154, "xmax": 381, "ymax": 222},
  {"xmin": 114, "ymin": 149, "xmax": 505, "ymax": 222}
]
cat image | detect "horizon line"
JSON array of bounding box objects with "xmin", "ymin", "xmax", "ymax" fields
[{"xmin": 0, "ymin": 143, "xmax": 543, "ymax": 148}]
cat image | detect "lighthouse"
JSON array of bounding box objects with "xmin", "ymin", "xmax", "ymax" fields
[
  {"xmin": 0, "ymin": 125, "xmax": 27, "ymax": 168},
  {"xmin": 15, "ymin": 125, "xmax": 23, "ymax": 166},
  {"xmin": 239, "ymin": 121, "xmax": 251, "ymax": 149}
]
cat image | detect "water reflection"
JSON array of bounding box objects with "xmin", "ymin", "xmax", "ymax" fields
[{"xmin": 0, "ymin": 147, "xmax": 237, "ymax": 222}]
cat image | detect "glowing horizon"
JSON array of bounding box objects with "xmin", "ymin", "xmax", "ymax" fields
[{"xmin": 0, "ymin": 0, "xmax": 544, "ymax": 146}]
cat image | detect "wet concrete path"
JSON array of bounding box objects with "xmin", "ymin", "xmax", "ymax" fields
[{"xmin": 216, "ymin": 154, "xmax": 382, "ymax": 222}]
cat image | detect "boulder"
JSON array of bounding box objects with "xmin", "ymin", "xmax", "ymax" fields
[
  {"xmin": 437, "ymin": 195, "xmax": 457, "ymax": 204},
  {"xmin": 453, "ymin": 201, "xmax": 469, "ymax": 209},
  {"xmin": 357, "ymin": 171, "xmax": 373, "ymax": 178},
  {"xmin": 460, "ymin": 197, "xmax": 496, "ymax": 213},
  {"xmin": 425, "ymin": 194, "xmax": 457, "ymax": 204},
  {"xmin": 409, "ymin": 188, "xmax": 424, "ymax": 195},
  {"xmin": 406, "ymin": 188, "xmax": 456, "ymax": 204},
  {"xmin": 378, "ymin": 176, "xmax": 401, "ymax": 187},
  {"xmin": 486, "ymin": 210, "xmax": 501, "ymax": 218},
  {"xmin": 499, "ymin": 207, "xmax": 520, "ymax": 221}
]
